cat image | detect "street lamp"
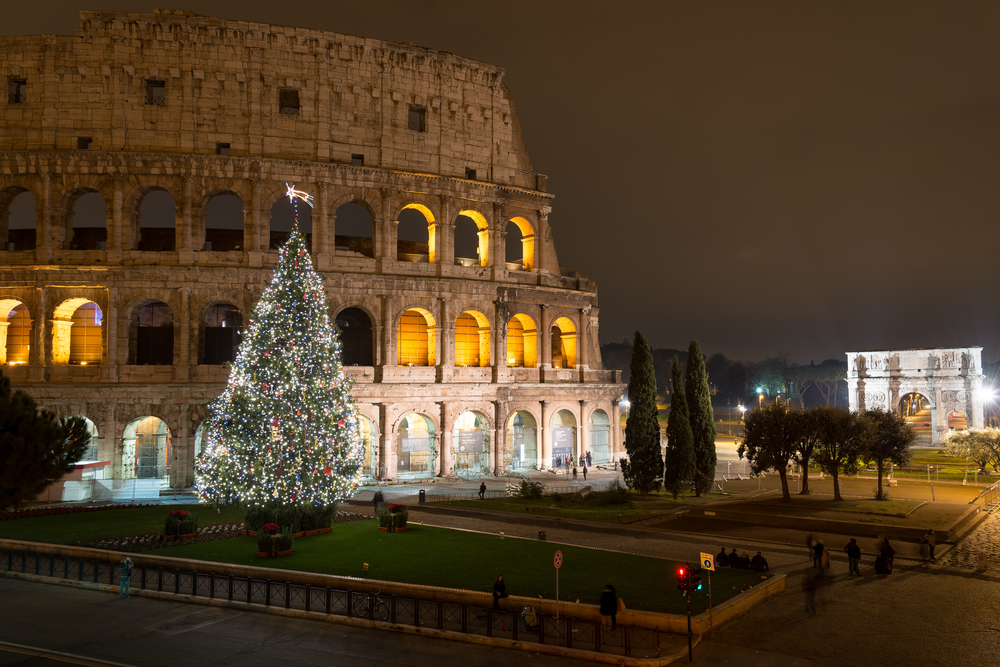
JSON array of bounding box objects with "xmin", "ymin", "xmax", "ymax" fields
[{"xmin": 622, "ymin": 399, "xmax": 630, "ymax": 420}]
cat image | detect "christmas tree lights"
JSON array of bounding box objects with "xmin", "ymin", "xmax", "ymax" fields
[{"xmin": 195, "ymin": 185, "xmax": 362, "ymax": 509}]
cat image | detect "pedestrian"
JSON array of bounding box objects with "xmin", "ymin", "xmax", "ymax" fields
[
  {"xmin": 479, "ymin": 481, "xmax": 487, "ymax": 499},
  {"xmin": 751, "ymin": 551, "xmax": 769, "ymax": 572},
  {"xmin": 923, "ymin": 529, "xmax": 936, "ymax": 562},
  {"xmin": 573, "ymin": 465, "xmax": 578, "ymax": 481},
  {"xmin": 118, "ymin": 557, "xmax": 132, "ymax": 598},
  {"xmin": 716, "ymin": 547, "xmax": 729, "ymax": 568},
  {"xmin": 521, "ymin": 605, "xmax": 539, "ymax": 631},
  {"xmin": 844, "ymin": 538, "xmax": 861, "ymax": 576},
  {"xmin": 820, "ymin": 545, "xmax": 831, "ymax": 570},
  {"xmin": 740, "ymin": 551, "xmax": 752, "ymax": 570},
  {"xmin": 599, "ymin": 584, "xmax": 617, "ymax": 630},
  {"xmin": 812, "ymin": 538, "xmax": 825, "ymax": 568},
  {"xmin": 580, "ymin": 454, "xmax": 586, "ymax": 467},
  {"xmin": 730, "ymin": 548, "xmax": 739, "ymax": 567},
  {"xmin": 587, "ymin": 451, "xmax": 592, "ymax": 467},
  {"xmin": 372, "ymin": 489, "xmax": 385, "ymax": 515},
  {"xmin": 803, "ymin": 568, "xmax": 823, "ymax": 613},
  {"xmin": 582, "ymin": 465, "xmax": 588, "ymax": 481},
  {"xmin": 881, "ymin": 538, "xmax": 895, "ymax": 574},
  {"xmin": 492, "ymin": 575, "xmax": 508, "ymax": 610}
]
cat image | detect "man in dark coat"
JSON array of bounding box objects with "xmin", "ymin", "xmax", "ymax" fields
[
  {"xmin": 599, "ymin": 584, "xmax": 618, "ymax": 630},
  {"xmin": 479, "ymin": 481, "xmax": 487, "ymax": 499},
  {"xmin": 844, "ymin": 538, "xmax": 862, "ymax": 575},
  {"xmin": 750, "ymin": 551, "xmax": 769, "ymax": 572},
  {"xmin": 716, "ymin": 547, "xmax": 729, "ymax": 568},
  {"xmin": 730, "ymin": 548, "xmax": 740, "ymax": 567}
]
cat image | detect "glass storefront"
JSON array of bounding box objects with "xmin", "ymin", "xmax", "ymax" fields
[
  {"xmin": 505, "ymin": 411, "xmax": 538, "ymax": 470},
  {"xmin": 589, "ymin": 410, "xmax": 611, "ymax": 464},
  {"xmin": 396, "ymin": 413, "xmax": 435, "ymax": 478},
  {"xmin": 454, "ymin": 411, "xmax": 490, "ymax": 475}
]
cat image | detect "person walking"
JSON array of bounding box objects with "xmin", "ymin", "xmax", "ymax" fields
[
  {"xmin": 844, "ymin": 538, "xmax": 862, "ymax": 576},
  {"xmin": 751, "ymin": 551, "xmax": 769, "ymax": 572},
  {"xmin": 804, "ymin": 568, "xmax": 822, "ymax": 613},
  {"xmin": 118, "ymin": 557, "xmax": 132, "ymax": 598},
  {"xmin": 881, "ymin": 538, "xmax": 895, "ymax": 574},
  {"xmin": 372, "ymin": 489, "xmax": 385, "ymax": 515},
  {"xmin": 923, "ymin": 529, "xmax": 937, "ymax": 562},
  {"xmin": 587, "ymin": 451, "xmax": 592, "ymax": 467},
  {"xmin": 479, "ymin": 481, "xmax": 487, "ymax": 500},
  {"xmin": 812, "ymin": 538, "xmax": 825, "ymax": 568},
  {"xmin": 599, "ymin": 584, "xmax": 617, "ymax": 630},
  {"xmin": 582, "ymin": 465, "xmax": 588, "ymax": 481},
  {"xmin": 492, "ymin": 575, "xmax": 507, "ymax": 610},
  {"xmin": 572, "ymin": 465, "xmax": 578, "ymax": 481}
]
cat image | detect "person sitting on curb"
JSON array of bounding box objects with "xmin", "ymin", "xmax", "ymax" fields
[
  {"xmin": 751, "ymin": 551, "xmax": 769, "ymax": 572},
  {"xmin": 740, "ymin": 552, "xmax": 752, "ymax": 570},
  {"xmin": 492, "ymin": 575, "xmax": 508, "ymax": 610},
  {"xmin": 599, "ymin": 584, "xmax": 617, "ymax": 630},
  {"xmin": 521, "ymin": 605, "xmax": 539, "ymax": 631}
]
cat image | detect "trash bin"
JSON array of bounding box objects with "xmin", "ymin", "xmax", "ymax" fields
[
  {"xmin": 419, "ymin": 489, "xmax": 426, "ymax": 503},
  {"xmin": 538, "ymin": 530, "xmax": 546, "ymax": 541}
]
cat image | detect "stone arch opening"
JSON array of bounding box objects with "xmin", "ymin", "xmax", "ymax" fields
[
  {"xmin": 129, "ymin": 300, "xmax": 174, "ymax": 365},
  {"xmin": 457, "ymin": 210, "xmax": 489, "ymax": 267},
  {"xmin": 0, "ymin": 299, "xmax": 31, "ymax": 365},
  {"xmin": 335, "ymin": 307, "xmax": 374, "ymax": 366},
  {"xmin": 589, "ymin": 409, "xmax": 611, "ymax": 464},
  {"xmin": 551, "ymin": 317, "xmax": 577, "ymax": 369},
  {"xmin": 204, "ymin": 193, "xmax": 244, "ymax": 252},
  {"xmin": 505, "ymin": 410, "xmax": 538, "ymax": 470},
  {"xmin": 398, "ymin": 308, "xmax": 436, "ymax": 366},
  {"xmin": 135, "ymin": 188, "xmax": 177, "ymax": 251},
  {"xmin": 396, "ymin": 412, "xmax": 436, "ymax": 478},
  {"xmin": 899, "ymin": 392, "xmax": 932, "ymax": 445},
  {"xmin": 506, "ymin": 314, "xmax": 537, "ymax": 368},
  {"xmin": 334, "ymin": 201, "xmax": 375, "ymax": 258},
  {"xmin": 507, "ymin": 217, "xmax": 534, "ymax": 271},
  {"xmin": 193, "ymin": 421, "xmax": 209, "ymax": 460},
  {"xmin": 269, "ymin": 197, "xmax": 312, "ymax": 250},
  {"xmin": 121, "ymin": 416, "xmax": 171, "ymax": 483},
  {"xmin": 948, "ymin": 411, "xmax": 968, "ymax": 431},
  {"xmin": 2, "ymin": 188, "xmax": 36, "ymax": 251},
  {"xmin": 201, "ymin": 303, "xmax": 243, "ymax": 364},
  {"xmin": 78, "ymin": 417, "xmax": 99, "ymax": 461},
  {"xmin": 455, "ymin": 310, "xmax": 490, "ymax": 367},
  {"xmin": 551, "ymin": 409, "xmax": 578, "ymax": 469},
  {"xmin": 52, "ymin": 298, "xmax": 102, "ymax": 365},
  {"xmin": 66, "ymin": 190, "xmax": 108, "ymax": 250},
  {"xmin": 358, "ymin": 415, "xmax": 379, "ymax": 478},
  {"xmin": 453, "ymin": 410, "xmax": 490, "ymax": 475},
  {"xmin": 397, "ymin": 205, "xmax": 433, "ymax": 263}
]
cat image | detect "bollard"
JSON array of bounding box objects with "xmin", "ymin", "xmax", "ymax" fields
[{"xmin": 537, "ymin": 530, "xmax": 546, "ymax": 541}]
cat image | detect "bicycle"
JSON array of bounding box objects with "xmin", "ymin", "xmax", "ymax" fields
[{"xmin": 352, "ymin": 590, "xmax": 390, "ymax": 620}]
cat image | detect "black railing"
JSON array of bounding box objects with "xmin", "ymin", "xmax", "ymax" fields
[
  {"xmin": 145, "ymin": 95, "xmax": 166, "ymax": 106},
  {"xmin": 4, "ymin": 547, "xmax": 665, "ymax": 658},
  {"xmin": 279, "ymin": 106, "xmax": 300, "ymax": 115},
  {"xmin": 8, "ymin": 93, "xmax": 26, "ymax": 104}
]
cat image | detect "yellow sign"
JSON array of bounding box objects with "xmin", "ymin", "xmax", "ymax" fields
[{"xmin": 700, "ymin": 552, "xmax": 715, "ymax": 571}]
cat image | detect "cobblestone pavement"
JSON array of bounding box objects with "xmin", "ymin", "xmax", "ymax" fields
[{"xmin": 937, "ymin": 511, "xmax": 999, "ymax": 569}]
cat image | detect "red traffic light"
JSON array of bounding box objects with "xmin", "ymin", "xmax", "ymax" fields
[{"xmin": 678, "ymin": 567, "xmax": 685, "ymax": 576}]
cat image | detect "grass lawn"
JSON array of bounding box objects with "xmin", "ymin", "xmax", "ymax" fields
[
  {"xmin": 0, "ymin": 504, "xmax": 245, "ymax": 544},
  {"xmin": 144, "ymin": 521, "xmax": 765, "ymax": 614}
]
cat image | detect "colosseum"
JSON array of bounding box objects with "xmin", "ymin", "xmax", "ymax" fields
[{"xmin": 0, "ymin": 9, "xmax": 623, "ymax": 498}]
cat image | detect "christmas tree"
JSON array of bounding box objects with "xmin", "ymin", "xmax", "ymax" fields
[{"xmin": 196, "ymin": 185, "xmax": 363, "ymax": 509}]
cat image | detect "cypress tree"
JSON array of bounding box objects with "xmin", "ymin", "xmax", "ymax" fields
[
  {"xmin": 663, "ymin": 356, "xmax": 695, "ymax": 499},
  {"xmin": 621, "ymin": 331, "xmax": 663, "ymax": 493},
  {"xmin": 685, "ymin": 340, "xmax": 716, "ymax": 496}
]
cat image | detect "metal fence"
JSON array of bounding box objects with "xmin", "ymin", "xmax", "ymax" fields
[
  {"xmin": 3, "ymin": 547, "xmax": 667, "ymax": 659},
  {"xmin": 975, "ymin": 479, "xmax": 1000, "ymax": 511}
]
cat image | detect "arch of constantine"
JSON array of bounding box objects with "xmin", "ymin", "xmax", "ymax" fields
[
  {"xmin": 846, "ymin": 347, "xmax": 985, "ymax": 446},
  {"xmin": 0, "ymin": 10, "xmax": 623, "ymax": 494}
]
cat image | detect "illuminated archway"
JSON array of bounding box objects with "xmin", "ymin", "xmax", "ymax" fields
[
  {"xmin": 550, "ymin": 409, "xmax": 578, "ymax": 469},
  {"xmin": 457, "ymin": 210, "xmax": 489, "ymax": 267},
  {"xmin": 335, "ymin": 307, "xmax": 374, "ymax": 366},
  {"xmin": 506, "ymin": 314, "xmax": 537, "ymax": 367},
  {"xmin": 551, "ymin": 317, "xmax": 577, "ymax": 369},
  {"xmin": 0, "ymin": 299, "xmax": 30, "ymax": 365},
  {"xmin": 358, "ymin": 415, "xmax": 378, "ymax": 478},
  {"xmin": 453, "ymin": 411, "xmax": 490, "ymax": 475},
  {"xmin": 122, "ymin": 416, "xmax": 171, "ymax": 481},
  {"xmin": 589, "ymin": 410, "xmax": 611, "ymax": 464},
  {"xmin": 52, "ymin": 298, "xmax": 102, "ymax": 365},
  {"xmin": 398, "ymin": 204, "xmax": 434, "ymax": 263},
  {"xmin": 507, "ymin": 217, "xmax": 535, "ymax": 271},
  {"xmin": 396, "ymin": 412, "xmax": 436, "ymax": 478},
  {"xmin": 455, "ymin": 310, "xmax": 490, "ymax": 367},
  {"xmin": 899, "ymin": 392, "xmax": 932, "ymax": 445},
  {"xmin": 505, "ymin": 410, "xmax": 538, "ymax": 470},
  {"xmin": 398, "ymin": 308, "xmax": 436, "ymax": 366}
]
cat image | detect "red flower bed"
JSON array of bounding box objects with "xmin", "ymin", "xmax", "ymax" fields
[
  {"xmin": 388, "ymin": 504, "xmax": 406, "ymax": 512},
  {"xmin": 260, "ymin": 523, "xmax": 281, "ymax": 534},
  {"xmin": 71, "ymin": 521, "xmax": 247, "ymax": 553},
  {"xmin": 0, "ymin": 503, "xmax": 156, "ymax": 521}
]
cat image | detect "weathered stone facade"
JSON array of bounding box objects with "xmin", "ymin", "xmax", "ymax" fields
[
  {"xmin": 846, "ymin": 347, "xmax": 985, "ymax": 446},
  {"xmin": 0, "ymin": 10, "xmax": 622, "ymax": 490}
]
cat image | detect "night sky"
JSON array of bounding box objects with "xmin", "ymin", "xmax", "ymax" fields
[{"xmin": 12, "ymin": 1, "xmax": 1000, "ymax": 365}]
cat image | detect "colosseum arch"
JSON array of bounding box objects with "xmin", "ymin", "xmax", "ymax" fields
[
  {"xmin": 397, "ymin": 204, "xmax": 435, "ymax": 263},
  {"xmin": 504, "ymin": 408, "xmax": 540, "ymax": 470},
  {"xmin": 333, "ymin": 198, "xmax": 377, "ymax": 258},
  {"xmin": 125, "ymin": 298, "xmax": 175, "ymax": 365},
  {"xmin": 128, "ymin": 185, "xmax": 178, "ymax": 252},
  {"xmin": 334, "ymin": 306, "xmax": 376, "ymax": 367},
  {"xmin": 551, "ymin": 316, "xmax": 577, "ymax": 369},
  {"xmin": 456, "ymin": 209, "xmax": 489, "ymax": 267},
  {"xmin": 393, "ymin": 411, "xmax": 438, "ymax": 479},
  {"xmin": 52, "ymin": 298, "xmax": 103, "ymax": 365},
  {"xmin": 398, "ymin": 307, "xmax": 437, "ymax": 366},
  {"xmin": 269, "ymin": 195, "xmax": 312, "ymax": 251},
  {"xmin": 61, "ymin": 188, "xmax": 109, "ymax": 251},
  {"xmin": 452, "ymin": 409, "xmax": 492, "ymax": 475},
  {"xmin": 0, "ymin": 298, "xmax": 31, "ymax": 365},
  {"xmin": 506, "ymin": 216, "xmax": 535, "ymax": 271},
  {"xmin": 1, "ymin": 186, "xmax": 38, "ymax": 251},
  {"xmin": 201, "ymin": 191, "xmax": 245, "ymax": 252},
  {"xmin": 506, "ymin": 313, "xmax": 537, "ymax": 368},
  {"xmin": 455, "ymin": 310, "xmax": 491, "ymax": 367},
  {"xmin": 356, "ymin": 413, "xmax": 380, "ymax": 478},
  {"xmin": 199, "ymin": 301, "xmax": 244, "ymax": 364},
  {"xmin": 550, "ymin": 407, "xmax": 579, "ymax": 469}
]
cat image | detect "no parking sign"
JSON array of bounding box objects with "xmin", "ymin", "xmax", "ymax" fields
[
  {"xmin": 700, "ymin": 552, "xmax": 715, "ymax": 571},
  {"xmin": 554, "ymin": 550, "xmax": 563, "ymax": 569}
]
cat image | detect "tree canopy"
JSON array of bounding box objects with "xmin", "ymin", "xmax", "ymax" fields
[
  {"xmin": 621, "ymin": 331, "xmax": 663, "ymax": 493},
  {"xmin": 663, "ymin": 356, "xmax": 695, "ymax": 499},
  {"xmin": 738, "ymin": 402, "xmax": 800, "ymax": 501},
  {"xmin": 859, "ymin": 409, "xmax": 915, "ymax": 500},
  {"xmin": 685, "ymin": 340, "xmax": 716, "ymax": 496}
]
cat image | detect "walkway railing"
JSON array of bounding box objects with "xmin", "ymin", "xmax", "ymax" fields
[
  {"xmin": 2, "ymin": 546, "xmax": 664, "ymax": 659},
  {"xmin": 974, "ymin": 479, "xmax": 1000, "ymax": 511}
]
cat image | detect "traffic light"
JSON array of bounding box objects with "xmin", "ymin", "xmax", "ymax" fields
[
  {"xmin": 691, "ymin": 568, "xmax": 703, "ymax": 592},
  {"xmin": 676, "ymin": 565, "xmax": 689, "ymax": 594}
]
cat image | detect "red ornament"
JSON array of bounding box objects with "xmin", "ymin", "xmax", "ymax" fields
[
  {"xmin": 337, "ymin": 419, "xmax": 344, "ymax": 427},
  {"xmin": 324, "ymin": 466, "xmax": 332, "ymax": 475}
]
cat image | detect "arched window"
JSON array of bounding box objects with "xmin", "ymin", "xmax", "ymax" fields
[
  {"xmin": 455, "ymin": 311, "xmax": 490, "ymax": 367},
  {"xmin": 550, "ymin": 409, "xmax": 578, "ymax": 469},
  {"xmin": 589, "ymin": 410, "xmax": 611, "ymax": 464},
  {"xmin": 334, "ymin": 202, "xmax": 374, "ymax": 258},
  {"xmin": 2, "ymin": 189, "xmax": 36, "ymax": 251},
  {"xmin": 506, "ymin": 314, "xmax": 537, "ymax": 368},
  {"xmin": 68, "ymin": 192, "xmax": 108, "ymax": 250},
  {"xmin": 397, "ymin": 206, "xmax": 432, "ymax": 263},
  {"xmin": 122, "ymin": 416, "xmax": 171, "ymax": 481},
  {"xmin": 269, "ymin": 197, "xmax": 312, "ymax": 250},
  {"xmin": 398, "ymin": 308, "xmax": 436, "ymax": 366},
  {"xmin": 358, "ymin": 415, "xmax": 378, "ymax": 478},
  {"xmin": 202, "ymin": 304, "xmax": 243, "ymax": 364},
  {"xmin": 0, "ymin": 300, "xmax": 30, "ymax": 365},
  {"xmin": 69, "ymin": 302, "xmax": 103, "ymax": 365},
  {"xmin": 132, "ymin": 301, "xmax": 173, "ymax": 365},
  {"xmin": 457, "ymin": 210, "xmax": 489, "ymax": 267},
  {"xmin": 204, "ymin": 194, "xmax": 244, "ymax": 252},
  {"xmin": 335, "ymin": 307, "xmax": 374, "ymax": 366},
  {"xmin": 396, "ymin": 413, "xmax": 436, "ymax": 478},
  {"xmin": 453, "ymin": 411, "xmax": 490, "ymax": 475},
  {"xmin": 506, "ymin": 217, "xmax": 534, "ymax": 271},
  {"xmin": 79, "ymin": 417, "xmax": 99, "ymax": 461},
  {"xmin": 551, "ymin": 317, "xmax": 577, "ymax": 369},
  {"xmin": 505, "ymin": 411, "xmax": 537, "ymax": 470},
  {"xmin": 136, "ymin": 189, "xmax": 176, "ymax": 251}
]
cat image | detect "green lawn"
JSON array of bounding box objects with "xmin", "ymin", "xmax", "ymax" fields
[
  {"xmin": 438, "ymin": 496, "xmax": 645, "ymax": 523},
  {"xmin": 0, "ymin": 504, "xmax": 245, "ymax": 544},
  {"xmin": 144, "ymin": 521, "xmax": 765, "ymax": 614}
]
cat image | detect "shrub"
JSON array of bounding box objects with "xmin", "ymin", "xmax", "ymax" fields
[
  {"xmin": 551, "ymin": 493, "xmax": 563, "ymax": 502},
  {"xmin": 379, "ymin": 506, "xmax": 409, "ymax": 530},
  {"xmin": 257, "ymin": 529, "xmax": 293, "ymax": 554},
  {"xmin": 396, "ymin": 507, "xmax": 409, "ymax": 529},
  {"xmin": 597, "ymin": 479, "xmax": 631, "ymax": 506},
  {"xmin": 378, "ymin": 507, "xmax": 392, "ymax": 528},
  {"xmin": 516, "ymin": 480, "xmax": 545, "ymax": 499},
  {"xmin": 164, "ymin": 510, "xmax": 198, "ymax": 537},
  {"xmin": 245, "ymin": 502, "xmax": 337, "ymax": 533}
]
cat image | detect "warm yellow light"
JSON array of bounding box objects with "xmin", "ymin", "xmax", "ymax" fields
[{"xmin": 80, "ymin": 361, "xmax": 88, "ymax": 365}]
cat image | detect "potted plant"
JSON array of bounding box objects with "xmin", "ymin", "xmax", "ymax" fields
[
  {"xmin": 378, "ymin": 505, "xmax": 408, "ymax": 532},
  {"xmin": 256, "ymin": 523, "xmax": 293, "ymax": 557},
  {"xmin": 164, "ymin": 510, "xmax": 198, "ymax": 540}
]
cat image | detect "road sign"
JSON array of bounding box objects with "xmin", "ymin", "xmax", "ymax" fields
[
  {"xmin": 700, "ymin": 552, "xmax": 715, "ymax": 571},
  {"xmin": 554, "ymin": 550, "xmax": 563, "ymax": 569}
]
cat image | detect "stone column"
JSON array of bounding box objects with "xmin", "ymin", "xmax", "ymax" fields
[
  {"xmin": 379, "ymin": 188, "xmax": 393, "ymax": 262},
  {"xmin": 440, "ymin": 402, "xmax": 453, "ymax": 477},
  {"xmin": 176, "ymin": 288, "xmax": 191, "ymax": 381},
  {"xmin": 382, "ymin": 296, "xmax": 396, "ymax": 367},
  {"xmin": 51, "ymin": 319, "xmax": 72, "ymax": 365},
  {"xmin": 248, "ymin": 179, "xmax": 263, "ymax": 267},
  {"xmin": 580, "ymin": 400, "xmax": 591, "ymax": 463},
  {"xmin": 578, "ymin": 307, "xmax": 591, "ymax": 370},
  {"xmin": 109, "ymin": 175, "xmax": 124, "ymax": 258},
  {"xmin": 540, "ymin": 305, "xmax": 552, "ymax": 368},
  {"xmin": 494, "ymin": 401, "xmax": 505, "ymax": 472},
  {"xmin": 440, "ymin": 196, "xmax": 455, "ymax": 267},
  {"xmin": 438, "ymin": 298, "xmax": 452, "ymax": 381},
  {"xmin": 32, "ymin": 288, "xmax": 47, "ymax": 370},
  {"xmin": 540, "ymin": 400, "xmax": 551, "ymax": 470},
  {"xmin": 180, "ymin": 175, "xmax": 194, "ymax": 264},
  {"xmin": 172, "ymin": 404, "xmax": 189, "ymax": 489},
  {"xmin": 102, "ymin": 288, "xmax": 118, "ymax": 381},
  {"xmin": 315, "ymin": 182, "xmax": 332, "ymax": 270},
  {"xmin": 611, "ymin": 401, "xmax": 622, "ymax": 459},
  {"xmin": 37, "ymin": 173, "xmax": 53, "ymax": 263}
]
